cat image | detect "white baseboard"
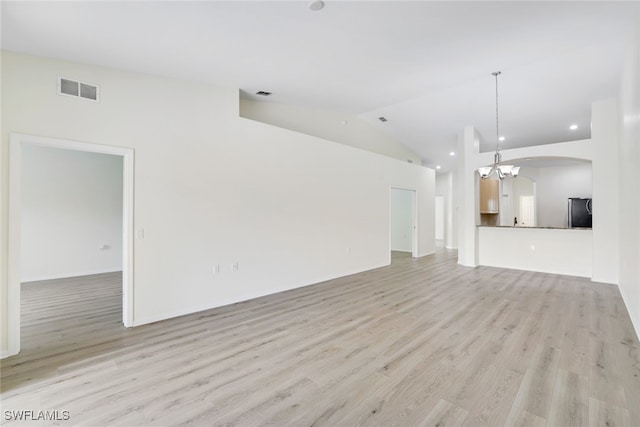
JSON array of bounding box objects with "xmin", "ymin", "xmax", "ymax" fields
[
  {"xmin": 618, "ymin": 284, "xmax": 640, "ymax": 342},
  {"xmin": 1, "ymin": 349, "xmax": 18, "ymax": 359},
  {"xmin": 418, "ymin": 250, "xmax": 436, "ymax": 258},
  {"xmin": 22, "ymin": 269, "xmax": 122, "ymax": 283},
  {"xmin": 590, "ymin": 275, "xmax": 619, "ymax": 285}
]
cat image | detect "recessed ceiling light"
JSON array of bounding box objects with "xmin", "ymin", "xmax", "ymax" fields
[
  {"xmin": 570, "ymin": 124, "xmax": 578, "ymax": 130},
  {"xmin": 309, "ymin": 0, "xmax": 324, "ymax": 11},
  {"xmin": 449, "ymin": 151, "xmax": 455, "ymax": 156},
  {"xmin": 256, "ymin": 91, "xmax": 272, "ymax": 96},
  {"xmin": 499, "ymin": 136, "xmax": 505, "ymax": 142},
  {"xmin": 436, "ymin": 165, "xmax": 441, "ymax": 170}
]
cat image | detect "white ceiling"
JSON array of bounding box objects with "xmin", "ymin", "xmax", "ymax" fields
[{"xmin": 1, "ymin": 1, "xmax": 636, "ymax": 171}]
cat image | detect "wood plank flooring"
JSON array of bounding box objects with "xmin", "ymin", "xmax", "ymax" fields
[{"xmin": 1, "ymin": 249, "xmax": 639, "ymax": 426}]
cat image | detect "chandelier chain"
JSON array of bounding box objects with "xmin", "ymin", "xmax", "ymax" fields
[{"xmin": 477, "ymin": 70, "xmax": 518, "ymax": 180}]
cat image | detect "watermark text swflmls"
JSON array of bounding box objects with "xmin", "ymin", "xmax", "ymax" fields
[{"xmin": 4, "ymin": 410, "xmax": 70, "ymax": 421}]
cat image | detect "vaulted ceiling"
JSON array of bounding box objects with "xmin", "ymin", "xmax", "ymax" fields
[{"xmin": 2, "ymin": 1, "xmax": 636, "ymax": 171}]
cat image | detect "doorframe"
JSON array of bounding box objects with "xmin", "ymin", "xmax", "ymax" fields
[
  {"xmin": 389, "ymin": 187, "xmax": 418, "ymax": 262},
  {"xmin": 7, "ymin": 133, "xmax": 134, "ymax": 357}
]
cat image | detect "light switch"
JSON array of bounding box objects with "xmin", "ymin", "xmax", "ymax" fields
[{"xmin": 136, "ymin": 229, "xmax": 145, "ymax": 240}]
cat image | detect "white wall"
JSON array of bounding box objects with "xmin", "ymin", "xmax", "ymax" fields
[
  {"xmin": 499, "ymin": 179, "xmax": 513, "ymax": 227},
  {"xmin": 456, "ymin": 127, "xmax": 480, "ymax": 266},
  {"xmin": 479, "ymin": 227, "xmax": 593, "ymax": 278},
  {"xmin": 390, "ymin": 188, "xmax": 413, "ymax": 252},
  {"xmin": 435, "ymin": 173, "xmax": 450, "ymax": 242},
  {"xmin": 435, "ymin": 196, "xmax": 444, "ymax": 240},
  {"xmin": 240, "ymin": 99, "xmax": 422, "ymax": 165},
  {"xmin": 591, "ymin": 98, "xmax": 619, "ymax": 284},
  {"xmin": 618, "ymin": 7, "xmax": 640, "ymax": 337},
  {"xmin": 0, "ymin": 52, "xmax": 435, "ymax": 354},
  {"xmin": 445, "ymin": 172, "xmax": 456, "ymax": 249},
  {"xmin": 21, "ymin": 145, "xmax": 123, "ymax": 281},
  {"xmin": 536, "ymin": 163, "xmax": 592, "ymax": 228}
]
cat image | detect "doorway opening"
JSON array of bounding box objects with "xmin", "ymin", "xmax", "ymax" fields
[
  {"xmin": 389, "ymin": 187, "xmax": 417, "ymax": 263},
  {"xmin": 7, "ymin": 133, "xmax": 134, "ymax": 358}
]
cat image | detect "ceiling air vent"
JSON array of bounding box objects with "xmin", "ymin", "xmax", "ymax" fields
[
  {"xmin": 378, "ymin": 116, "xmax": 388, "ymax": 123},
  {"xmin": 58, "ymin": 77, "xmax": 99, "ymax": 102}
]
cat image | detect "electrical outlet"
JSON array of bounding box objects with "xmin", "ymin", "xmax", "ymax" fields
[{"xmin": 232, "ymin": 261, "xmax": 239, "ymax": 272}]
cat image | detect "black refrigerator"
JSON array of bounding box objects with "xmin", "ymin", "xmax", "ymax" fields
[{"xmin": 568, "ymin": 198, "xmax": 592, "ymax": 228}]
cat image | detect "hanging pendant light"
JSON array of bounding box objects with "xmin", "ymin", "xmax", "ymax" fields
[{"xmin": 478, "ymin": 71, "xmax": 519, "ymax": 180}]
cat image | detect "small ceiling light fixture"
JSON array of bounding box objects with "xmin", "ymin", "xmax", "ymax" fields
[
  {"xmin": 436, "ymin": 165, "xmax": 441, "ymax": 170},
  {"xmin": 477, "ymin": 71, "xmax": 519, "ymax": 180},
  {"xmin": 569, "ymin": 124, "xmax": 578, "ymax": 130},
  {"xmin": 449, "ymin": 151, "xmax": 456, "ymax": 156},
  {"xmin": 255, "ymin": 91, "xmax": 272, "ymax": 96},
  {"xmin": 499, "ymin": 136, "xmax": 506, "ymax": 142},
  {"xmin": 309, "ymin": 0, "xmax": 325, "ymax": 11}
]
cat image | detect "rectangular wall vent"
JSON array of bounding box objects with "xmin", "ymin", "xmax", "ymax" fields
[{"xmin": 58, "ymin": 77, "xmax": 99, "ymax": 102}]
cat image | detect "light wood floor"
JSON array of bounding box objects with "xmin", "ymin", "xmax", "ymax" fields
[{"xmin": 2, "ymin": 249, "xmax": 639, "ymax": 426}]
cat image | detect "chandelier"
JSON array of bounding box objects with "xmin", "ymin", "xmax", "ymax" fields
[{"xmin": 477, "ymin": 71, "xmax": 519, "ymax": 179}]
